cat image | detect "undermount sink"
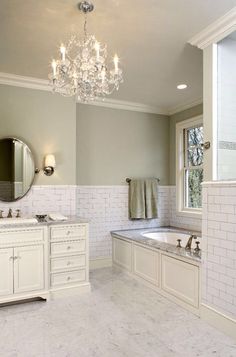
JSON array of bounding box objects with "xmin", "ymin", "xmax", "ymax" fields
[{"xmin": 0, "ymin": 218, "xmax": 38, "ymax": 225}]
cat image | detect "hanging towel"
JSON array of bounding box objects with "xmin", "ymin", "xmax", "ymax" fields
[
  {"xmin": 129, "ymin": 179, "xmax": 146, "ymax": 219},
  {"xmin": 145, "ymin": 178, "xmax": 158, "ymax": 219},
  {"xmin": 129, "ymin": 178, "xmax": 158, "ymax": 219}
]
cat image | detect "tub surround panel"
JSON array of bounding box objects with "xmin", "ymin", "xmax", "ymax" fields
[{"xmin": 202, "ymin": 182, "xmax": 236, "ymax": 322}]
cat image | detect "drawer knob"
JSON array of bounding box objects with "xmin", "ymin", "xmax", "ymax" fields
[
  {"xmin": 67, "ymin": 276, "xmax": 71, "ymax": 281},
  {"xmin": 67, "ymin": 261, "xmax": 71, "ymax": 266},
  {"xmin": 67, "ymin": 246, "xmax": 71, "ymax": 250},
  {"xmin": 67, "ymin": 231, "xmax": 71, "ymax": 235}
]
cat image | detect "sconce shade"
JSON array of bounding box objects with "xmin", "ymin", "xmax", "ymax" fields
[{"xmin": 45, "ymin": 154, "xmax": 56, "ymax": 168}]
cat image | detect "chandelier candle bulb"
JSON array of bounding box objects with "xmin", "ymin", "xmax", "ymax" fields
[
  {"xmin": 94, "ymin": 41, "xmax": 100, "ymax": 61},
  {"xmin": 60, "ymin": 44, "xmax": 66, "ymax": 61},
  {"xmin": 51, "ymin": 59, "xmax": 57, "ymax": 77},
  {"xmin": 114, "ymin": 54, "xmax": 119, "ymax": 73}
]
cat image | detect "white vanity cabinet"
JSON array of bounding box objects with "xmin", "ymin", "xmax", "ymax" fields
[
  {"xmin": 0, "ymin": 227, "xmax": 48, "ymax": 304},
  {"xmin": 49, "ymin": 223, "xmax": 90, "ymax": 298}
]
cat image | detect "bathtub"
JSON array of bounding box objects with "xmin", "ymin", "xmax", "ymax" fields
[
  {"xmin": 142, "ymin": 230, "xmax": 194, "ymax": 247},
  {"xmin": 111, "ymin": 227, "xmax": 201, "ymax": 315}
]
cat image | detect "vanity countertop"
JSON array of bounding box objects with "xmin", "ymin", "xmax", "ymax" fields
[
  {"xmin": 111, "ymin": 226, "xmax": 201, "ymax": 263},
  {"xmin": 0, "ymin": 216, "xmax": 89, "ymax": 229}
]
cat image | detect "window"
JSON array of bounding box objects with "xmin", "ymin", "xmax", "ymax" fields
[{"xmin": 176, "ymin": 116, "xmax": 203, "ymax": 216}]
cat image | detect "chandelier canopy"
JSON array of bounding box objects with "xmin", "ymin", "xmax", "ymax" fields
[{"xmin": 49, "ymin": 1, "xmax": 123, "ymax": 102}]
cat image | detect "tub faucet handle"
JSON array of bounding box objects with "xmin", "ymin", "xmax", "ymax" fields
[
  {"xmin": 176, "ymin": 239, "xmax": 182, "ymax": 248},
  {"xmin": 194, "ymin": 241, "xmax": 201, "ymax": 252}
]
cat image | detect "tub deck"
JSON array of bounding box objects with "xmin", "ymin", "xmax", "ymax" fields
[{"xmin": 111, "ymin": 226, "xmax": 201, "ymax": 263}]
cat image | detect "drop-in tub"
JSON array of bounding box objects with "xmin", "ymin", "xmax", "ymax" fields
[{"xmin": 111, "ymin": 227, "xmax": 201, "ymax": 315}]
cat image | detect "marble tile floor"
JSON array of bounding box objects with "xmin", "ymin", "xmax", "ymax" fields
[{"xmin": 0, "ymin": 267, "xmax": 235, "ymax": 357}]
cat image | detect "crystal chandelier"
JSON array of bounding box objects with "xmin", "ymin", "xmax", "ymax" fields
[{"xmin": 49, "ymin": 1, "xmax": 123, "ymax": 102}]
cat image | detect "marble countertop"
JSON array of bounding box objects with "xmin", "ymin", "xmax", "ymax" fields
[
  {"xmin": 0, "ymin": 216, "xmax": 89, "ymax": 230},
  {"xmin": 111, "ymin": 226, "xmax": 201, "ymax": 263}
]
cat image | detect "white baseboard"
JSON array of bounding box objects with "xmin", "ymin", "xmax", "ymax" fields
[
  {"xmin": 201, "ymin": 303, "xmax": 236, "ymax": 340},
  {"xmin": 90, "ymin": 257, "xmax": 112, "ymax": 270}
]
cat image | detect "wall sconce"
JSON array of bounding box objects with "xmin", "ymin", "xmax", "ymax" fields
[{"xmin": 43, "ymin": 154, "xmax": 56, "ymax": 176}]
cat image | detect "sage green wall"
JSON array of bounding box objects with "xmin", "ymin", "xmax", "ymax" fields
[
  {"xmin": 0, "ymin": 84, "xmax": 76, "ymax": 185},
  {"xmin": 169, "ymin": 103, "xmax": 203, "ymax": 185},
  {"xmin": 76, "ymin": 104, "xmax": 170, "ymax": 185}
]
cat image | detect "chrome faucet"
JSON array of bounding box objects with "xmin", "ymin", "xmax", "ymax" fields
[
  {"xmin": 7, "ymin": 208, "xmax": 13, "ymax": 218},
  {"xmin": 185, "ymin": 234, "xmax": 197, "ymax": 250}
]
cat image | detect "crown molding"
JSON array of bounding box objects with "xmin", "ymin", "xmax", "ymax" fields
[
  {"xmin": 168, "ymin": 98, "xmax": 203, "ymax": 116},
  {"xmin": 0, "ymin": 71, "xmax": 202, "ymax": 116},
  {"xmin": 0, "ymin": 72, "xmax": 50, "ymax": 91},
  {"xmin": 189, "ymin": 6, "xmax": 236, "ymax": 49},
  {"xmin": 77, "ymin": 98, "xmax": 168, "ymax": 115}
]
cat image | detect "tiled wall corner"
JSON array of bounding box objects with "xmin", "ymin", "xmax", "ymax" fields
[
  {"xmin": 202, "ymin": 183, "xmax": 236, "ymax": 320},
  {"xmin": 169, "ymin": 186, "xmax": 202, "ymax": 231},
  {"xmin": 0, "ymin": 185, "xmax": 77, "ymax": 217},
  {"xmin": 77, "ymin": 185, "xmax": 171, "ymax": 259}
]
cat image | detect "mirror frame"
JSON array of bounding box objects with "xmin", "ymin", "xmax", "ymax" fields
[{"xmin": 0, "ymin": 137, "xmax": 36, "ymax": 202}]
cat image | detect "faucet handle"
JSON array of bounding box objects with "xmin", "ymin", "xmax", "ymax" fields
[
  {"xmin": 194, "ymin": 241, "xmax": 201, "ymax": 252},
  {"xmin": 0, "ymin": 210, "xmax": 3, "ymax": 218},
  {"xmin": 176, "ymin": 239, "xmax": 182, "ymax": 248},
  {"xmin": 16, "ymin": 209, "xmax": 21, "ymax": 218}
]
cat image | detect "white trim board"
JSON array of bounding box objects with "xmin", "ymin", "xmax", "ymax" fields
[
  {"xmin": 0, "ymin": 71, "xmax": 201, "ymax": 116},
  {"xmin": 189, "ymin": 6, "xmax": 236, "ymax": 49},
  {"xmin": 201, "ymin": 304, "xmax": 236, "ymax": 341}
]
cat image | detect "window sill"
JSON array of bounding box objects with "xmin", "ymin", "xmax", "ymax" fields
[{"xmin": 176, "ymin": 210, "xmax": 202, "ymax": 219}]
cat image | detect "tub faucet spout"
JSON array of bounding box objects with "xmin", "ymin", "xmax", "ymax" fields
[{"xmin": 185, "ymin": 234, "xmax": 197, "ymax": 250}]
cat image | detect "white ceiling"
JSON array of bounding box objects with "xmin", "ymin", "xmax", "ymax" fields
[{"xmin": 0, "ymin": 0, "xmax": 236, "ymax": 112}]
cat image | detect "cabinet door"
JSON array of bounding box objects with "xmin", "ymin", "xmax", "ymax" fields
[
  {"xmin": 13, "ymin": 245, "xmax": 44, "ymax": 294},
  {"xmin": 112, "ymin": 238, "xmax": 132, "ymax": 271},
  {"xmin": 133, "ymin": 245, "xmax": 159, "ymax": 286},
  {"xmin": 0, "ymin": 248, "xmax": 14, "ymax": 296}
]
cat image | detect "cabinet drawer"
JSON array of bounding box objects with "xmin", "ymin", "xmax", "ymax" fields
[
  {"xmin": 51, "ymin": 240, "xmax": 86, "ymax": 256},
  {"xmin": 51, "ymin": 255, "xmax": 86, "ymax": 272},
  {"xmin": 51, "ymin": 269, "xmax": 86, "ymax": 287},
  {"xmin": 51, "ymin": 225, "xmax": 86, "ymax": 240},
  {"xmin": 0, "ymin": 228, "xmax": 44, "ymax": 245}
]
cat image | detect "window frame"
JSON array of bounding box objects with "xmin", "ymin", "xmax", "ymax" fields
[{"xmin": 176, "ymin": 115, "xmax": 203, "ymax": 218}]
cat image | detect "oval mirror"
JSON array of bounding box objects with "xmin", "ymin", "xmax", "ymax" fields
[{"xmin": 0, "ymin": 138, "xmax": 35, "ymax": 202}]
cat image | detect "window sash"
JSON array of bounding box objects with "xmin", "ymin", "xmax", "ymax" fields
[{"xmin": 176, "ymin": 116, "xmax": 203, "ymax": 216}]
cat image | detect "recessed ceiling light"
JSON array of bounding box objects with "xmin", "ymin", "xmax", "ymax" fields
[{"xmin": 177, "ymin": 84, "xmax": 188, "ymax": 90}]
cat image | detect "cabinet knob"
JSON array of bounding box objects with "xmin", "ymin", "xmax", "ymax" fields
[
  {"xmin": 67, "ymin": 261, "xmax": 71, "ymax": 266},
  {"xmin": 67, "ymin": 276, "xmax": 71, "ymax": 281},
  {"xmin": 67, "ymin": 231, "xmax": 71, "ymax": 235},
  {"xmin": 9, "ymin": 256, "xmax": 14, "ymax": 260},
  {"xmin": 67, "ymin": 246, "xmax": 71, "ymax": 250}
]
